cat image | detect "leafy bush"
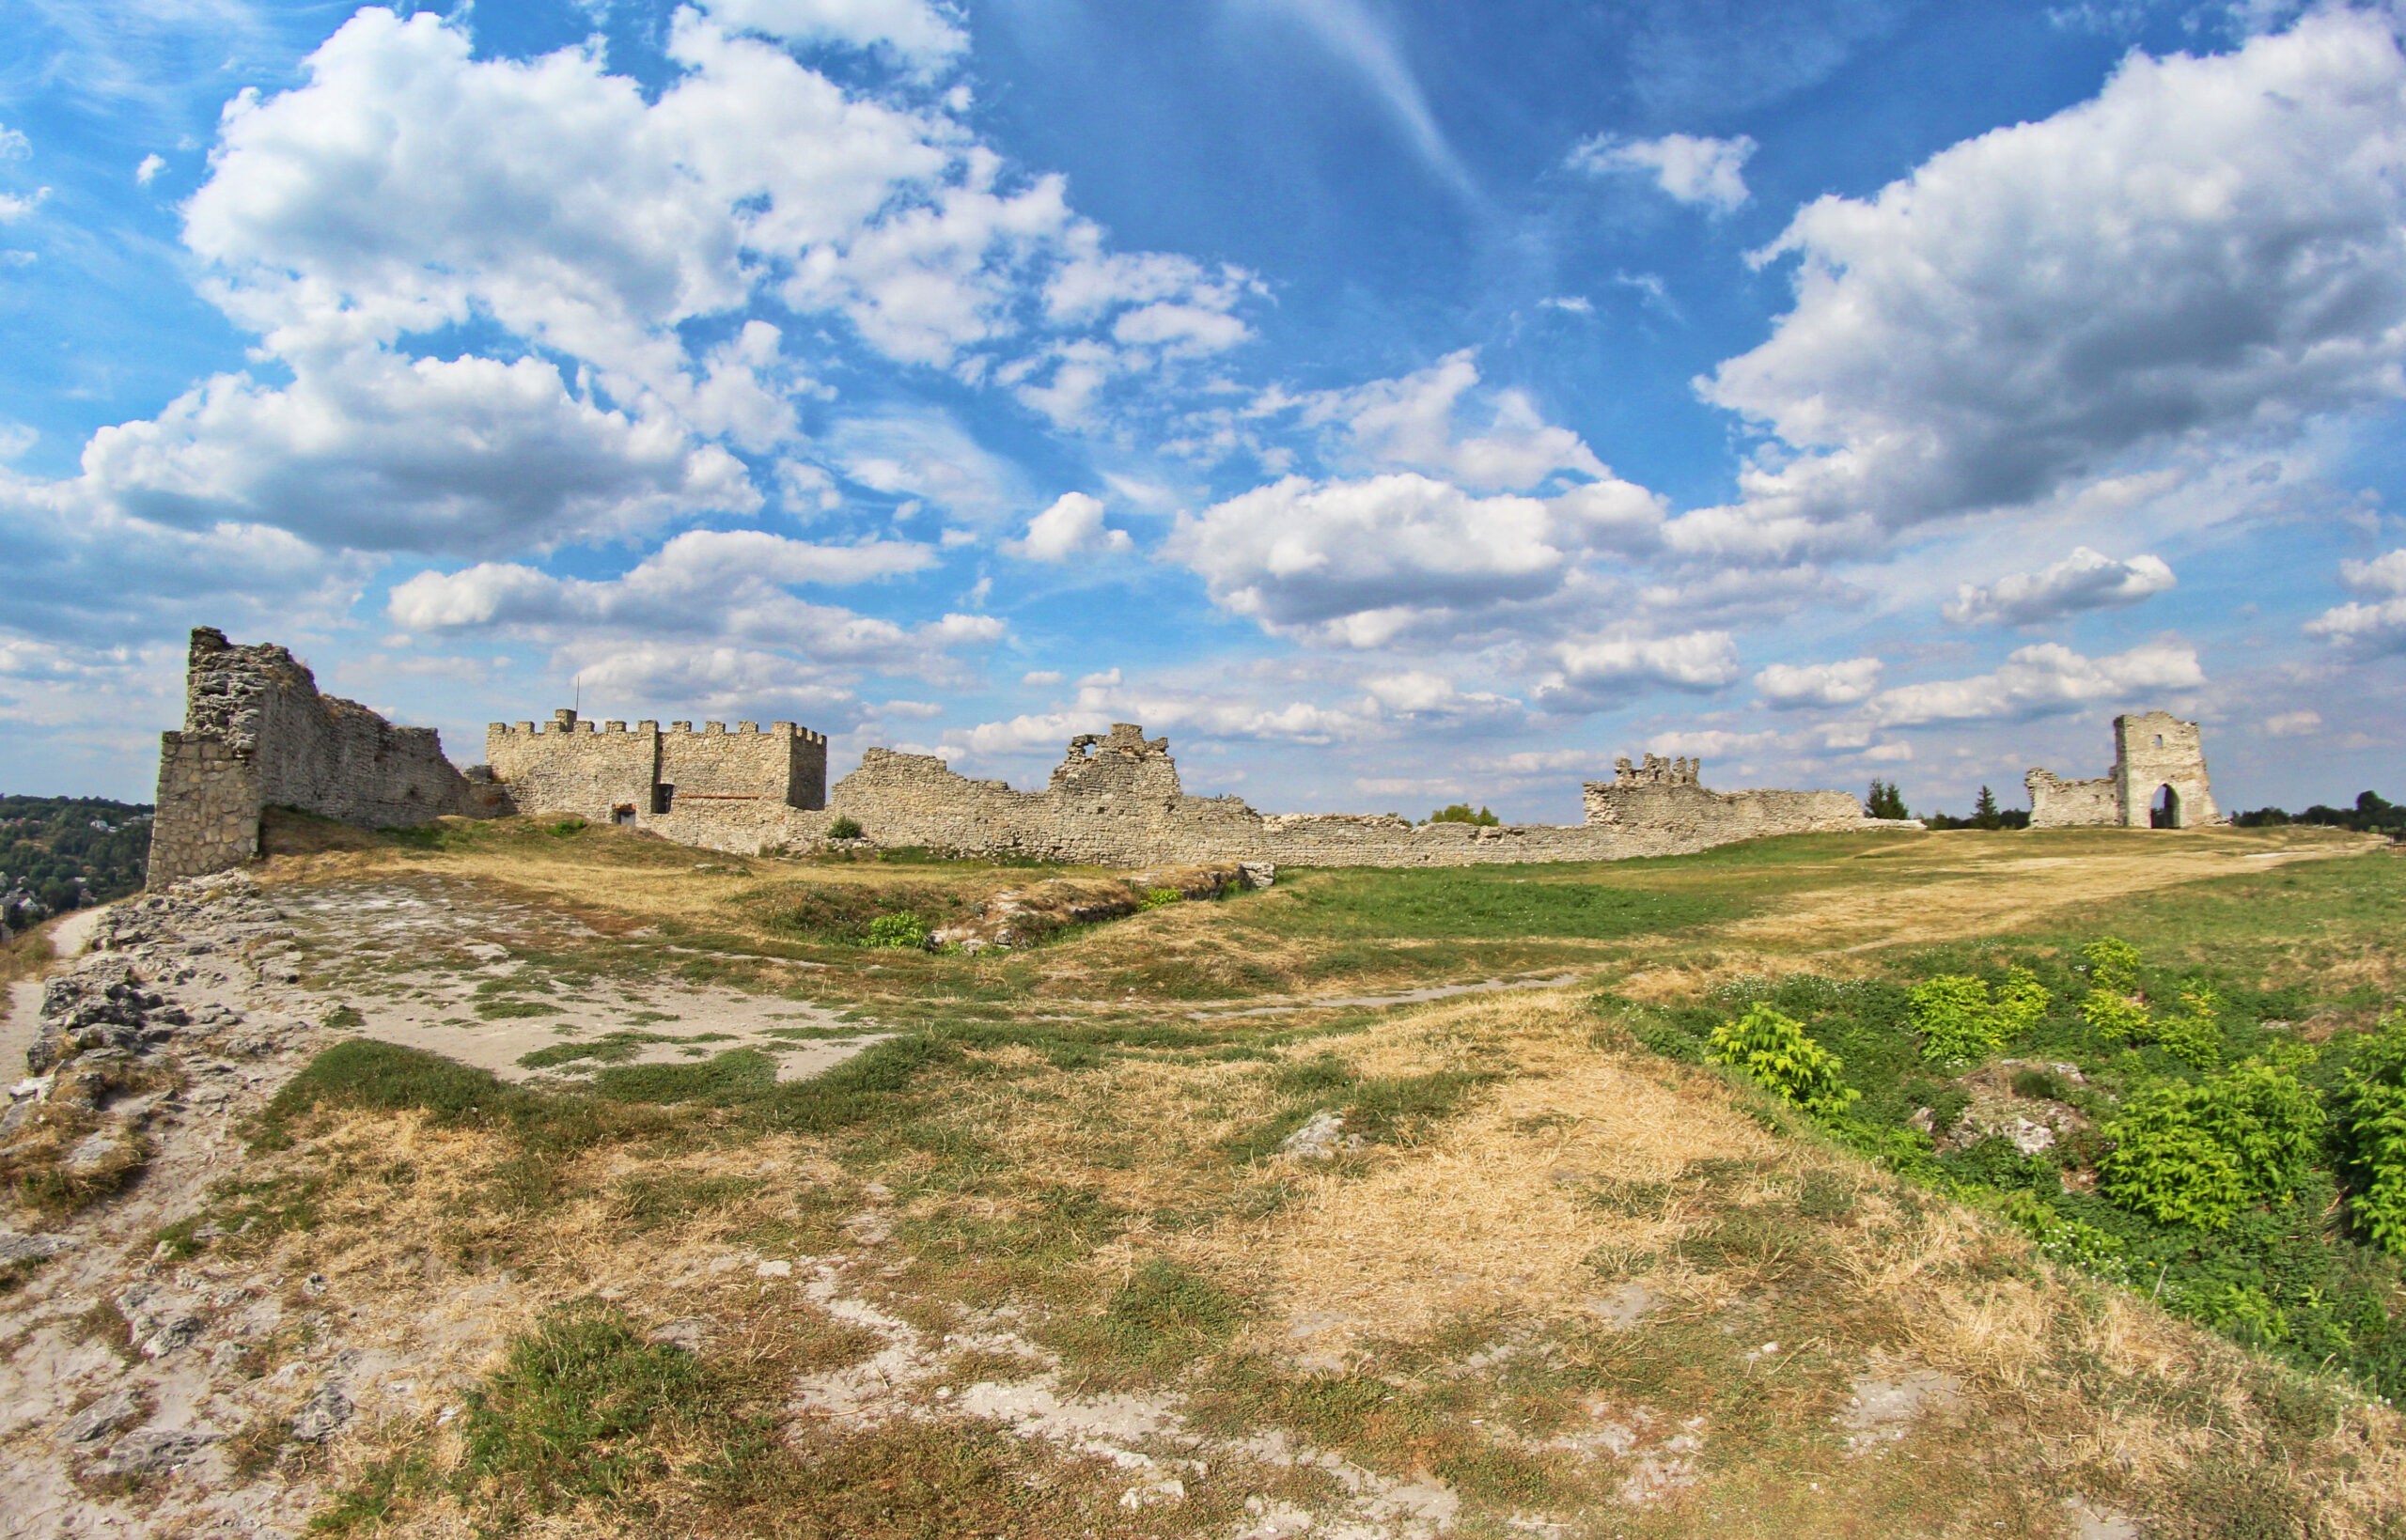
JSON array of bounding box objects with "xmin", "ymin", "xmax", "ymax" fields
[
  {"xmin": 2151, "ymin": 988, "xmax": 2225, "ymax": 1070},
  {"xmin": 1708, "ymin": 1004, "xmax": 1861, "ymax": 1118},
  {"xmin": 2099, "ymin": 1060, "xmax": 2324, "ymax": 1229},
  {"xmin": 825, "ymin": 816, "xmax": 863, "ymax": 841},
  {"xmin": 2083, "ymin": 936, "xmax": 2143, "ymax": 993},
  {"xmin": 1137, "ymin": 886, "xmax": 1183, "ymax": 910},
  {"xmin": 2336, "ymin": 1010, "xmax": 2406, "ymax": 1255},
  {"xmin": 864, "ymin": 913, "xmax": 930, "ymax": 949},
  {"xmin": 1424, "ymin": 803, "xmax": 1501, "ymax": 827},
  {"xmin": 1908, "ymin": 968, "xmax": 2049, "ymax": 1062}
]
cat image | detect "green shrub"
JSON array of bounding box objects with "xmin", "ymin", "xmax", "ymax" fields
[
  {"xmin": 1137, "ymin": 886, "xmax": 1183, "ymax": 910},
  {"xmin": 2083, "ymin": 936, "xmax": 2143, "ymax": 994},
  {"xmin": 2099, "ymin": 1100, "xmax": 2246, "ymax": 1228},
  {"xmin": 2336, "ymin": 1009, "xmax": 2406, "ymax": 1255},
  {"xmin": 2099, "ymin": 1060, "xmax": 2324, "ymax": 1229},
  {"xmin": 1708, "ymin": 1004, "xmax": 1860, "ymax": 1118},
  {"xmin": 2151, "ymin": 988, "xmax": 2226, "ymax": 1070},
  {"xmin": 825, "ymin": 816, "xmax": 863, "ymax": 841},
  {"xmin": 863, "ymin": 913, "xmax": 930, "ymax": 949},
  {"xmin": 1424, "ymin": 803, "xmax": 1500, "ymax": 826},
  {"xmin": 1908, "ymin": 968, "xmax": 2049, "ymax": 1062}
]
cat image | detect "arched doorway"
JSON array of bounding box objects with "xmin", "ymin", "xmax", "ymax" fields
[{"xmin": 2150, "ymin": 784, "xmax": 2181, "ymax": 829}]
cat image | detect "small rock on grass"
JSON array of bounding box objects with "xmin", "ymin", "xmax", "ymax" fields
[
  {"xmin": 0, "ymin": 1232, "xmax": 77, "ymax": 1266},
  {"xmin": 1280, "ymin": 1110, "xmax": 1359, "ymax": 1159},
  {"xmin": 58, "ymin": 1389, "xmax": 142, "ymax": 1446},
  {"xmin": 291, "ymin": 1383, "xmax": 354, "ymax": 1443}
]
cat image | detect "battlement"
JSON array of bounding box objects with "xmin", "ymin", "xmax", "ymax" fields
[
  {"xmin": 1609, "ymin": 753, "xmax": 1701, "ymax": 787},
  {"xmin": 481, "ymin": 704, "xmax": 830, "ymax": 826},
  {"xmin": 485, "ymin": 709, "xmax": 827, "ymax": 745}
]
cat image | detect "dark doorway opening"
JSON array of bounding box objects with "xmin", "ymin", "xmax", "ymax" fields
[{"xmin": 2150, "ymin": 785, "xmax": 2180, "ymax": 829}]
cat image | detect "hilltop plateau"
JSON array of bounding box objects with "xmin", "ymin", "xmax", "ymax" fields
[{"xmin": 1, "ymin": 816, "xmax": 2401, "ymax": 1539}]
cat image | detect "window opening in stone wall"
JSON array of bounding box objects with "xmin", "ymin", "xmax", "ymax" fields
[
  {"xmin": 2154, "ymin": 733, "xmax": 2164, "ymax": 747},
  {"xmin": 652, "ymin": 785, "xmax": 673, "ymax": 815},
  {"xmin": 613, "ymin": 804, "xmax": 636, "ymax": 826},
  {"xmin": 2150, "ymin": 784, "xmax": 2180, "ymax": 829}
]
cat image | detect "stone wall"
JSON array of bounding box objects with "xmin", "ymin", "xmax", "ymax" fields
[
  {"xmin": 774, "ymin": 722, "xmax": 1907, "ymax": 868},
  {"xmin": 2024, "ymin": 710, "xmax": 2221, "ymax": 829},
  {"xmin": 483, "ymin": 711, "xmax": 828, "ymax": 828},
  {"xmin": 2026, "ymin": 771, "xmax": 2119, "ymax": 829},
  {"xmin": 148, "ymin": 629, "xmax": 481, "ymax": 886}
]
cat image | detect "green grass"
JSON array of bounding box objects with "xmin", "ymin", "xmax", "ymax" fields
[{"xmin": 1265, "ymin": 865, "xmax": 1746, "ymax": 940}]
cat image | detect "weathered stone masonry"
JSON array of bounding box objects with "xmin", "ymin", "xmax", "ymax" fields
[
  {"xmin": 148, "ymin": 629, "xmax": 489, "ymax": 887},
  {"xmin": 806, "ymin": 725, "xmax": 1899, "ymax": 868},
  {"xmin": 148, "ymin": 628, "xmax": 1911, "ymax": 880},
  {"xmin": 481, "ymin": 709, "xmax": 827, "ymax": 846},
  {"xmin": 2025, "ymin": 711, "xmax": 2221, "ymax": 830}
]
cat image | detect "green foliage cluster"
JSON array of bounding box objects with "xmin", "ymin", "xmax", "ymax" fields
[
  {"xmin": 1864, "ymin": 778, "xmax": 1908, "ymax": 820},
  {"xmin": 1423, "ymin": 803, "xmax": 1501, "ymax": 827},
  {"xmin": 2336, "ymin": 1011, "xmax": 2406, "ymax": 1254},
  {"xmin": 2098, "ymin": 1059, "xmax": 2324, "ymax": 1229},
  {"xmin": 1617, "ymin": 911, "xmax": 2406, "ymax": 1394},
  {"xmin": 1707, "ymin": 1004, "xmax": 1861, "ymax": 1117},
  {"xmin": 824, "ymin": 815, "xmax": 864, "ymax": 841},
  {"xmin": 1907, "ymin": 969, "xmax": 2049, "ymax": 1062},
  {"xmin": 0, "ymin": 794, "xmax": 153, "ymax": 919},
  {"xmin": 2078, "ymin": 937, "xmax": 2223, "ymax": 1068},
  {"xmin": 1137, "ymin": 886, "xmax": 1184, "ymax": 910},
  {"xmin": 864, "ymin": 913, "xmax": 932, "ymax": 949},
  {"xmin": 1917, "ymin": 785, "xmax": 2032, "ymax": 831}
]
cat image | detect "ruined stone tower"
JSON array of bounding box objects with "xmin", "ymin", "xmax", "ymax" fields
[{"xmin": 2025, "ymin": 710, "xmax": 2219, "ymax": 829}]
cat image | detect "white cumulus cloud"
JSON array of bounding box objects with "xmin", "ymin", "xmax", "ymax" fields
[
  {"xmin": 1536, "ymin": 630, "xmax": 1742, "ymax": 709},
  {"xmin": 1568, "ymin": 132, "xmax": 1757, "ymax": 211},
  {"xmin": 2303, "ymin": 546, "xmax": 2406, "ymax": 655},
  {"xmin": 1007, "ymin": 491, "xmax": 1133, "ymax": 561},
  {"xmin": 1943, "ymin": 547, "xmax": 2177, "ymax": 627},
  {"xmin": 1166, "ymin": 473, "xmax": 1567, "ymax": 637},
  {"xmin": 1692, "ymin": 9, "xmax": 2406, "ymax": 550},
  {"xmin": 1755, "ymin": 656, "xmax": 1883, "ymax": 708},
  {"xmin": 1864, "ymin": 641, "xmax": 2204, "ymax": 726}
]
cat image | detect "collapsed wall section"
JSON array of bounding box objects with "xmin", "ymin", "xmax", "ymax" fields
[
  {"xmin": 148, "ymin": 628, "xmax": 479, "ymax": 886},
  {"xmin": 807, "ymin": 723, "xmax": 1897, "ymax": 868},
  {"xmin": 2026, "ymin": 770, "xmax": 2119, "ymax": 829}
]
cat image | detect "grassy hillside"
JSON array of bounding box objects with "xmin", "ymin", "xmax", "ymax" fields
[{"xmin": 108, "ymin": 817, "xmax": 2406, "ymax": 1534}]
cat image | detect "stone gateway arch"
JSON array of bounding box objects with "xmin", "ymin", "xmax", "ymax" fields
[{"xmin": 2024, "ymin": 711, "xmax": 2220, "ymax": 830}]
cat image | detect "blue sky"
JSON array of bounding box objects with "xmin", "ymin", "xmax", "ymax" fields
[{"xmin": 2, "ymin": 0, "xmax": 2402, "ymax": 821}]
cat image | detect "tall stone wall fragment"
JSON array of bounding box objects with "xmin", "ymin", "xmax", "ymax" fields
[{"xmin": 147, "ymin": 628, "xmax": 481, "ymax": 887}]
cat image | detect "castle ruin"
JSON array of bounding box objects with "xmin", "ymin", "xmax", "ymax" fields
[
  {"xmin": 484, "ymin": 709, "xmax": 828, "ymax": 849},
  {"xmin": 148, "ymin": 627, "xmax": 1917, "ymax": 882},
  {"xmin": 2025, "ymin": 711, "xmax": 2221, "ymax": 829},
  {"xmin": 147, "ymin": 629, "xmax": 498, "ymax": 887}
]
